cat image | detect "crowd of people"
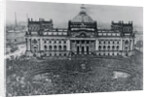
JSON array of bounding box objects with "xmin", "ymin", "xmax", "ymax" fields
[{"xmin": 6, "ymin": 50, "xmax": 143, "ymax": 96}]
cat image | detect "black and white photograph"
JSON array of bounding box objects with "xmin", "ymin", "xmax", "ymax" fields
[{"xmin": 5, "ymin": 0, "xmax": 143, "ymax": 96}]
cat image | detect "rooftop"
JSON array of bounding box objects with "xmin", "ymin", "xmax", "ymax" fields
[{"xmin": 71, "ymin": 5, "xmax": 94, "ymax": 23}]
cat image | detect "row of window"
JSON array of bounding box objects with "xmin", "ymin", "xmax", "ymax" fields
[
  {"xmin": 98, "ymin": 33, "xmax": 120, "ymax": 36},
  {"xmin": 99, "ymin": 45, "xmax": 119, "ymax": 50},
  {"xmin": 43, "ymin": 32, "xmax": 67, "ymax": 35},
  {"xmin": 44, "ymin": 45, "xmax": 67, "ymax": 51},
  {"xmin": 97, "ymin": 52, "xmax": 120, "ymax": 56},
  {"xmin": 99, "ymin": 40, "xmax": 120, "ymax": 44},
  {"xmin": 44, "ymin": 40, "xmax": 67, "ymax": 44},
  {"xmin": 72, "ymin": 40, "xmax": 94, "ymax": 44}
]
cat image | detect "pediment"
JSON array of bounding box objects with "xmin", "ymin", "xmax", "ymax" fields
[{"xmin": 76, "ymin": 32, "xmax": 88, "ymax": 37}]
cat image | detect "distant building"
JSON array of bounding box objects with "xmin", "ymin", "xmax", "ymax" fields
[{"xmin": 25, "ymin": 5, "xmax": 135, "ymax": 58}]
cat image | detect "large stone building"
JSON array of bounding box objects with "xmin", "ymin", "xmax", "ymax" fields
[{"xmin": 25, "ymin": 5, "xmax": 135, "ymax": 58}]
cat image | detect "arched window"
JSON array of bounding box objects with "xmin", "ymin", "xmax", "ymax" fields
[
  {"xmin": 99, "ymin": 46, "xmax": 101, "ymax": 50},
  {"xmin": 113, "ymin": 41, "xmax": 115, "ymax": 44},
  {"xmin": 117, "ymin": 41, "xmax": 119, "ymax": 44},
  {"xmin": 117, "ymin": 53, "xmax": 119, "ymax": 56},
  {"xmin": 125, "ymin": 40, "xmax": 129, "ymax": 45},
  {"xmin": 108, "ymin": 46, "xmax": 110, "ymax": 50},
  {"xmin": 33, "ymin": 39, "xmax": 37, "ymax": 44},
  {"xmin": 112, "ymin": 46, "xmax": 115, "ymax": 50},
  {"xmin": 117, "ymin": 46, "xmax": 119, "ymax": 50},
  {"xmin": 64, "ymin": 40, "xmax": 66, "ymax": 44},
  {"xmin": 49, "ymin": 40, "xmax": 51, "ymax": 43},
  {"xmin": 54, "ymin": 45, "xmax": 57, "ymax": 50},
  {"xmin": 103, "ymin": 53, "xmax": 105, "ymax": 56},
  {"xmin": 59, "ymin": 53, "xmax": 61, "ymax": 56},
  {"xmin": 64, "ymin": 53, "xmax": 67, "ymax": 56},
  {"xmin": 59, "ymin": 45, "xmax": 62, "ymax": 50},
  {"xmin": 44, "ymin": 45, "xmax": 47, "ymax": 51},
  {"xmin": 34, "ymin": 47, "xmax": 37, "ymax": 52},
  {"xmin": 54, "ymin": 40, "xmax": 56, "ymax": 44},
  {"xmin": 112, "ymin": 53, "xmax": 114, "ymax": 56},
  {"xmin": 49, "ymin": 45, "xmax": 52, "ymax": 50},
  {"xmin": 59, "ymin": 41, "xmax": 61, "ymax": 44},
  {"xmin": 64, "ymin": 45, "xmax": 67, "ymax": 51},
  {"xmin": 103, "ymin": 46, "xmax": 106, "ymax": 50}
]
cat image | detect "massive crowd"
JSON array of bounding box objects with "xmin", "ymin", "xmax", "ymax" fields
[{"xmin": 6, "ymin": 50, "xmax": 143, "ymax": 96}]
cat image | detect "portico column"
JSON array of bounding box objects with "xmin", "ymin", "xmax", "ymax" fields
[
  {"xmin": 40, "ymin": 38, "xmax": 43, "ymax": 50},
  {"xmin": 79, "ymin": 41, "xmax": 81, "ymax": 54},
  {"xmin": 95, "ymin": 39, "xmax": 99, "ymax": 50},
  {"xmin": 67, "ymin": 40, "xmax": 70, "ymax": 51},
  {"xmin": 84, "ymin": 46, "xmax": 87, "ymax": 54}
]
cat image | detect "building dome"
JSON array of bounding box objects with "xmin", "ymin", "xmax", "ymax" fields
[{"xmin": 71, "ymin": 5, "xmax": 94, "ymax": 23}]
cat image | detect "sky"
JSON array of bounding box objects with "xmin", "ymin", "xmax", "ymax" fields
[{"xmin": 6, "ymin": 1, "xmax": 143, "ymax": 28}]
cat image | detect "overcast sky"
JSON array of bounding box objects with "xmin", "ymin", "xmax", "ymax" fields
[{"xmin": 6, "ymin": 1, "xmax": 143, "ymax": 28}]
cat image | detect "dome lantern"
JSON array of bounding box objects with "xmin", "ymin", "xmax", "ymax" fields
[{"xmin": 71, "ymin": 4, "xmax": 94, "ymax": 23}]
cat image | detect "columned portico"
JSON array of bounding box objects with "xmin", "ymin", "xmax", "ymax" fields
[{"xmin": 70, "ymin": 39, "xmax": 95, "ymax": 55}]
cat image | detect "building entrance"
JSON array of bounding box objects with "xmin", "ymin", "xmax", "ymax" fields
[
  {"xmin": 81, "ymin": 46, "xmax": 84, "ymax": 54},
  {"xmin": 86, "ymin": 46, "xmax": 89, "ymax": 54},
  {"xmin": 77, "ymin": 46, "xmax": 79, "ymax": 54},
  {"xmin": 71, "ymin": 40, "xmax": 95, "ymax": 55}
]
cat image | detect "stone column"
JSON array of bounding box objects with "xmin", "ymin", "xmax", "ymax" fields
[
  {"xmin": 85, "ymin": 46, "xmax": 86, "ymax": 54},
  {"xmin": 95, "ymin": 39, "xmax": 99, "ymax": 51},
  {"xmin": 83, "ymin": 45, "xmax": 86, "ymax": 54},
  {"xmin": 130, "ymin": 39, "xmax": 133, "ymax": 50},
  {"xmin": 40, "ymin": 38, "xmax": 43, "ymax": 51},
  {"xmin": 67, "ymin": 40, "xmax": 70, "ymax": 51}
]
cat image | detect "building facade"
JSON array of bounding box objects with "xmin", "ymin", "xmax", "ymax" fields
[{"xmin": 25, "ymin": 6, "xmax": 135, "ymax": 58}]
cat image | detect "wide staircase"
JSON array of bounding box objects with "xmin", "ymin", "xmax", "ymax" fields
[{"xmin": 70, "ymin": 54, "xmax": 95, "ymax": 60}]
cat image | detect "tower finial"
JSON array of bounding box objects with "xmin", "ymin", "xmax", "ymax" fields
[
  {"xmin": 81, "ymin": 4, "xmax": 85, "ymax": 9},
  {"xmin": 80, "ymin": 4, "xmax": 86, "ymax": 14}
]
